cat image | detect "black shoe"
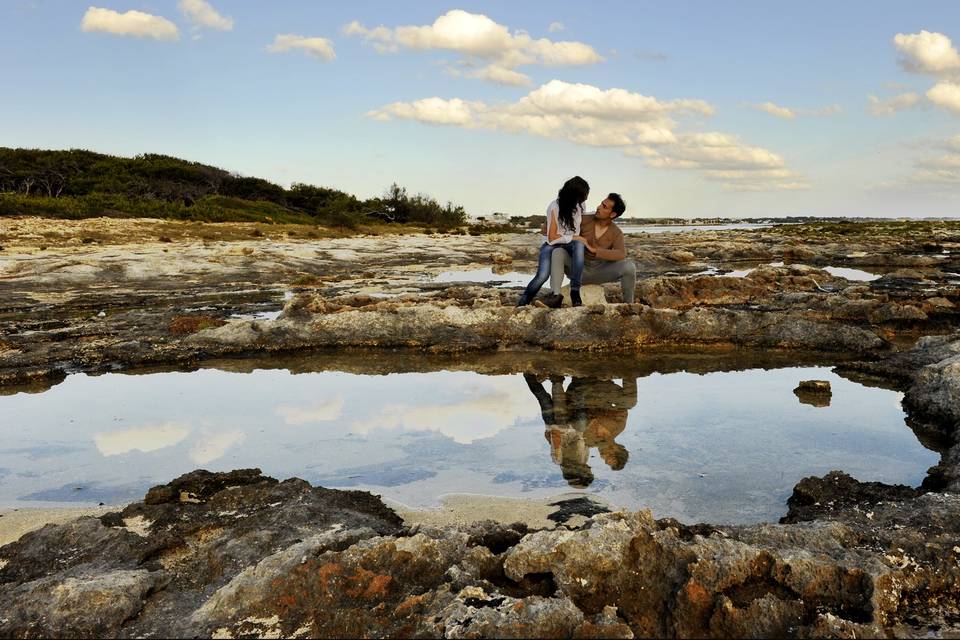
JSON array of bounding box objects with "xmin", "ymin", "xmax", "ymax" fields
[
  {"xmin": 516, "ymin": 294, "xmax": 531, "ymax": 307},
  {"xmin": 543, "ymin": 293, "xmax": 564, "ymax": 309},
  {"xmin": 571, "ymin": 289, "xmax": 583, "ymax": 307}
]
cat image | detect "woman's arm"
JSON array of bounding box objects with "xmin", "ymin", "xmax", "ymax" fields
[
  {"xmin": 547, "ymin": 212, "xmax": 562, "ymax": 243},
  {"xmin": 546, "ymin": 204, "xmax": 571, "ymax": 245}
]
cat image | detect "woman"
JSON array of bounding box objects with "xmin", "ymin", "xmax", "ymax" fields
[{"xmin": 516, "ymin": 176, "xmax": 590, "ymax": 307}]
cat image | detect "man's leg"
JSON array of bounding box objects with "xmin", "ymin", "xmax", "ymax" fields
[
  {"xmin": 581, "ymin": 259, "xmax": 637, "ymax": 303},
  {"xmin": 550, "ymin": 248, "xmax": 571, "ymax": 294}
]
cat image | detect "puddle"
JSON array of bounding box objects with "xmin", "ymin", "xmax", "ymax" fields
[
  {"xmin": 692, "ymin": 262, "xmax": 881, "ymax": 282},
  {"xmin": 0, "ymin": 354, "xmax": 938, "ymax": 524},
  {"xmin": 230, "ymin": 310, "xmax": 283, "ymax": 321},
  {"xmin": 620, "ymin": 223, "xmax": 773, "ymax": 234},
  {"xmin": 432, "ymin": 267, "xmax": 529, "ymax": 288},
  {"xmin": 228, "ymin": 291, "xmax": 292, "ymax": 321},
  {"xmin": 822, "ymin": 266, "xmax": 881, "ymax": 282}
]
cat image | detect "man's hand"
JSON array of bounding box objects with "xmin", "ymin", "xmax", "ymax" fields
[{"xmin": 572, "ymin": 235, "xmax": 596, "ymax": 254}]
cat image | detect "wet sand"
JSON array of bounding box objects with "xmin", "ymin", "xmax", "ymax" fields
[
  {"xmin": 0, "ymin": 493, "xmax": 604, "ymax": 548},
  {"xmin": 0, "ymin": 506, "xmax": 115, "ymax": 547}
]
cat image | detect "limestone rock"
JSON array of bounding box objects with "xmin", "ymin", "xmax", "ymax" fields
[{"xmin": 560, "ymin": 284, "xmax": 606, "ymax": 306}]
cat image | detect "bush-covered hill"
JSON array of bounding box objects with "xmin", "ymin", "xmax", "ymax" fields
[{"xmin": 0, "ymin": 148, "xmax": 467, "ymax": 229}]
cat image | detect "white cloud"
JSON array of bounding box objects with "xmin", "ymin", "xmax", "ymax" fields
[
  {"xmin": 267, "ymin": 34, "xmax": 336, "ymax": 61},
  {"xmin": 189, "ymin": 430, "xmax": 246, "ymax": 464},
  {"xmin": 369, "ymin": 80, "xmax": 800, "ymax": 191},
  {"xmin": 178, "ymin": 0, "xmax": 233, "ymax": 31},
  {"xmin": 468, "ymin": 64, "xmax": 531, "ymax": 86},
  {"xmin": 927, "ymin": 81, "xmax": 960, "ymax": 115},
  {"xmin": 881, "ymin": 135, "xmax": 960, "ymax": 187},
  {"xmin": 881, "ymin": 31, "xmax": 960, "ymax": 117},
  {"xmin": 94, "ymin": 423, "xmax": 189, "ymax": 456},
  {"xmin": 944, "ymin": 134, "xmax": 960, "ymax": 152},
  {"xmin": 868, "ymin": 92, "xmax": 922, "ymax": 116},
  {"xmin": 745, "ymin": 101, "xmax": 841, "ymax": 119},
  {"xmin": 894, "ymin": 30, "xmax": 960, "ymax": 76},
  {"xmin": 548, "ymin": 21, "xmax": 565, "ymax": 33},
  {"xmin": 80, "ymin": 6, "xmax": 179, "ymax": 41},
  {"xmin": 749, "ymin": 102, "xmax": 796, "ymax": 119},
  {"xmin": 275, "ymin": 397, "xmax": 345, "ymax": 425},
  {"xmin": 813, "ymin": 104, "xmax": 843, "ymax": 116},
  {"xmin": 343, "ymin": 10, "xmax": 602, "ymax": 84}
]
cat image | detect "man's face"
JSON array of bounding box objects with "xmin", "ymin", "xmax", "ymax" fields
[{"xmin": 595, "ymin": 198, "xmax": 616, "ymax": 220}]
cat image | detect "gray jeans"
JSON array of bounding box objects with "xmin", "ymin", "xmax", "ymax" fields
[{"xmin": 550, "ymin": 250, "xmax": 636, "ymax": 303}]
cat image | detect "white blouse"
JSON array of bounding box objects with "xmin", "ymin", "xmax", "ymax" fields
[{"xmin": 544, "ymin": 199, "xmax": 583, "ymax": 245}]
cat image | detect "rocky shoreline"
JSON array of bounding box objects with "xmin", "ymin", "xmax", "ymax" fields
[{"xmin": 2, "ymin": 217, "xmax": 960, "ymax": 636}]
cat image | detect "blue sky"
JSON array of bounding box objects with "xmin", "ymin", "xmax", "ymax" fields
[{"xmin": 3, "ymin": 1, "xmax": 960, "ymax": 218}]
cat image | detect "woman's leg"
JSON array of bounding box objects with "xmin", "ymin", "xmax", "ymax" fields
[{"xmin": 517, "ymin": 243, "xmax": 555, "ymax": 306}]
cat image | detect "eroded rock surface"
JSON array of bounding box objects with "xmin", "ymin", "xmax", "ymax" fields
[
  {"xmin": 1, "ymin": 218, "xmax": 958, "ymax": 387},
  {"xmin": 2, "ymin": 469, "xmax": 959, "ymax": 638}
]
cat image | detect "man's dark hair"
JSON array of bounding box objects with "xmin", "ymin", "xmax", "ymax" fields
[{"xmin": 608, "ymin": 193, "xmax": 626, "ymax": 217}]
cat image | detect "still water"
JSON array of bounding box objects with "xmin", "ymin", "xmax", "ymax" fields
[{"xmin": 0, "ymin": 359, "xmax": 937, "ymax": 523}]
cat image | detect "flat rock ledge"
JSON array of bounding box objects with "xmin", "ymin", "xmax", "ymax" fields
[
  {"xmin": 1, "ymin": 465, "xmax": 960, "ymax": 639},
  {"xmin": 187, "ymin": 291, "xmax": 885, "ymax": 355}
]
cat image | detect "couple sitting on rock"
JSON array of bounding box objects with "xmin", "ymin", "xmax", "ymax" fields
[{"xmin": 516, "ymin": 175, "xmax": 637, "ymax": 308}]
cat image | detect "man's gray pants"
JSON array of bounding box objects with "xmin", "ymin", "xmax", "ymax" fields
[{"xmin": 550, "ymin": 250, "xmax": 636, "ymax": 303}]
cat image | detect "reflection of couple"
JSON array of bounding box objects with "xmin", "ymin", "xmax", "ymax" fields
[
  {"xmin": 524, "ymin": 373, "xmax": 637, "ymax": 488},
  {"xmin": 516, "ymin": 176, "xmax": 636, "ymax": 308}
]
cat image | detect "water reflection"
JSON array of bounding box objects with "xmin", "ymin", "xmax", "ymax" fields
[
  {"xmin": 525, "ymin": 374, "xmax": 635, "ymax": 488},
  {"xmin": 0, "ymin": 351, "xmax": 943, "ymax": 523}
]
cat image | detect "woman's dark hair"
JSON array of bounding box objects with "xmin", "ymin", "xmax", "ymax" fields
[
  {"xmin": 556, "ymin": 176, "xmax": 589, "ymax": 230},
  {"xmin": 608, "ymin": 193, "xmax": 626, "ymax": 217}
]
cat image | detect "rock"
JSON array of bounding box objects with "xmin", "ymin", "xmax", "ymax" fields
[
  {"xmin": 780, "ymin": 470, "xmax": 918, "ymax": 523},
  {"xmin": 143, "ymin": 468, "xmax": 276, "ymax": 505},
  {"xmin": 2, "ymin": 469, "xmax": 960, "ymax": 637},
  {"xmin": 0, "ymin": 569, "xmax": 170, "ymax": 638},
  {"xmin": 794, "ymin": 379, "xmax": 832, "ymax": 406},
  {"xmin": 868, "ymin": 303, "xmax": 928, "ymax": 323},
  {"xmin": 667, "ymin": 250, "xmax": 696, "ymax": 263},
  {"xmin": 923, "ymin": 296, "xmax": 955, "ymax": 311},
  {"xmin": 490, "ymin": 252, "xmax": 513, "ymax": 264},
  {"xmin": 560, "ymin": 284, "xmax": 606, "ymax": 306},
  {"xmin": 796, "ymin": 380, "xmax": 831, "ymax": 394}
]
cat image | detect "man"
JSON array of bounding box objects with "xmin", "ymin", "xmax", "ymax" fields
[
  {"xmin": 542, "ymin": 193, "xmax": 636, "ymax": 306},
  {"xmin": 524, "ymin": 373, "xmax": 637, "ymax": 488}
]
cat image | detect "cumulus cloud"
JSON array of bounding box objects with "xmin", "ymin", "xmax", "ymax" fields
[
  {"xmin": 178, "ymin": 0, "xmax": 233, "ymax": 31},
  {"xmin": 266, "ymin": 34, "xmax": 336, "ymax": 61},
  {"xmin": 868, "ymin": 92, "xmax": 922, "ymax": 116},
  {"xmin": 343, "ymin": 10, "xmax": 602, "ymax": 85},
  {"xmin": 275, "ymin": 397, "xmax": 345, "ymax": 425},
  {"xmin": 80, "ymin": 6, "xmax": 179, "ymax": 41},
  {"xmin": 369, "ymin": 80, "xmax": 801, "ymax": 191},
  {"xmin": 880, "ymin": 31, "xmax": 960, "ymax": 117},
  {"xmin": 927, "ymin": 81, "xmax": 960, "ymax": 114},
  {"xmin": 894, "ymin": 30, "xmax": 960, "ymax": 76},
  {"xmin": 548, "ymin": 21, "xmax": 565, "ymax": 33},
  {"xmin": 94, "ymin": 423, "xmax": 189, "ymax": 456}
]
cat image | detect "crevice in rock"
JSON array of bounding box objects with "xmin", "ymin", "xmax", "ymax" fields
[{"xmin": 465, "ymin": 523, "xmax": 529, "ymax": 555}]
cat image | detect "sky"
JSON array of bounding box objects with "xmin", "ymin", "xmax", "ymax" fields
[{"xmin": 2, "ymin": 1, "xmax": 960, "ymax": 219}]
